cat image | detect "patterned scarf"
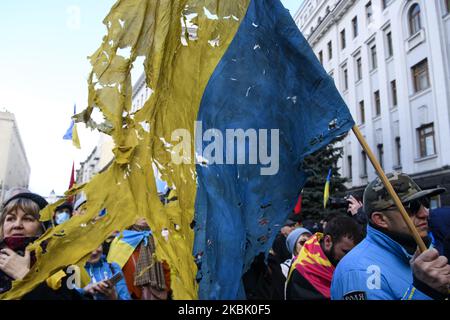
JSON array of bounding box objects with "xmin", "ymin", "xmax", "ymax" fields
[
  {"xmin": 288, "ymin": 233, "xmax": 335, "ymax": 298},
  {"xmin": 132, "ymin": 226, "xmax": 166, "ymax": 291}
]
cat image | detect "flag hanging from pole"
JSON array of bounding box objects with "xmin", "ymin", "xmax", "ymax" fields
[
  {"xmin": 323, "ymin": 168, "xmax": 332, "ymax": 208},
  {"xmin": 63, "ymin": 104, "xmax": 81, "ymax": 149},
  {"xmin": 294, "ymin": 193, "xmax": 303, "ymax": 215}
]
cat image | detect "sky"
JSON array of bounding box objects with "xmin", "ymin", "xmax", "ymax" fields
[{"xmin": 0, "ymin": 0, "xmax": 304, "ymax": 197}]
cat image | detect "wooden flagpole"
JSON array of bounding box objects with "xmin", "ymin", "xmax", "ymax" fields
[{"xmin": 352, "ymin": 125, "xmax": 427, "ymax": 253}]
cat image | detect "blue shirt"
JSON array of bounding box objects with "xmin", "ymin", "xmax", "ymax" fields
[
  {"xmin": 331, "ymin": 225, "xmax": 431, "ymax": 300},
  {"xmin": 78, "ymin": 256, "xmax": 131, "ymax": 300}
]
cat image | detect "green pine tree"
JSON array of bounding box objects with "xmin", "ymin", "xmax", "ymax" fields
[{"xmin": 300, "ymin": 136, "xmax": 349, "ymax": 221}]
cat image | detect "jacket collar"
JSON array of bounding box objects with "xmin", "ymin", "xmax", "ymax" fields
[{"xmin": 366, "ymin": 225, "xmax": 413, "ymax": 262}]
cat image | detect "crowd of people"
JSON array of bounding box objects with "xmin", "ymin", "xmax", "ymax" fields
[{"xmin": 0, "ymin": 172, "xmax": 449, "ymax": 300}]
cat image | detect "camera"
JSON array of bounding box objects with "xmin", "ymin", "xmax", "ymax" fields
[{"xmin": 327, "ymin": 196, "xmax": 350, "ymax": 209}]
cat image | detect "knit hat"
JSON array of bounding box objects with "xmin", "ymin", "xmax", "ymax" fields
[{"xmin": 286, "ymin": 227, "xmax": 312, "ymax": 255}]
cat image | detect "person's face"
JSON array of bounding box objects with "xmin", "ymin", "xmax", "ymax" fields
[
  {"xmin": 88, "ymin": 245, "xmax": 103, "ymax": 264},
  {"xmin": 294, "ymin": 233, "xmax": 312, "ymax": 256},
  {"xmin": 281, "ymin": 225, "xmax": 296, "ymax": 236},
  {"xmin": 323, "ymin": 235, "xmax": 356, "ymax": 266},
  {"xmin": 2, "ymin": 208, "xmax": 43, "ymax": 238},
  {"xmin": 381, "ymin": 199, "xmax": 430, "ymax": 238}
]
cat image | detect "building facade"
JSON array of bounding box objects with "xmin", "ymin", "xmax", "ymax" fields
[
  {"xmin": 295, "ymin": 0, "xmax": 450, "ymax": 206},
  {"xmin": 0, "ymin": 111, "xmax": 31, "ymax": 203}
]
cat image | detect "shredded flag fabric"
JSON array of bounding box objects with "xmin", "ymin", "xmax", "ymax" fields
[
  {"xmin": 287, "ymin": 233, "xmax": 335, "ymax": 298},
  {"xmin": 63, "ymin": 104, "xmax": 81, "ymax": 149},
  {"xmin": 1, "ymin": 0, "xmax": 354, "ymax": 300},
  {"xmin": 323, "ymin": 168, "xmax": 332, "ymax": 209}
]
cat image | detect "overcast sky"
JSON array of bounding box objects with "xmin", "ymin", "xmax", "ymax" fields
[{"xmin": 0, "ymin": 0, "xmax": 304, "ymax": 197}]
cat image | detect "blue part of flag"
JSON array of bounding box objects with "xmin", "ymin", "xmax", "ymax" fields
[
  {"xmin": 63, "ymin": 104, "xmax": 76, "ymax": 140},
  {"xmin": 63, "ymin": 121, "xmax": 74, "ymax": 140},
  {"xmin": 192, "ymin": 0, "xmax": 355, "ymax": 299},
  {"xmin": 326, "ymin": 168, "xmax": 332, "ymax": 182}
]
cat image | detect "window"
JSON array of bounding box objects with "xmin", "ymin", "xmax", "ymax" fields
[
  {"xmin": 340, "ymin": 29, "xmax": 346, "ymax": 49},
  {"xmin": 361, "ymin": 151, "xmax": 368, "ymax": 177},
  {"xmin": 417, "ymin": 123, "xmax": 436, "ymax": 157},
  {"xmin": 370, "ymin": 45, "xmax": 378, "ymax": 70},
  {"xmin": 356, "ymin": 57, "xmax": 362, "ymax": 81},
  {"xmin": 391, "ymin": 80, "xmax": 398, "ymax": 107},
  {"xmin": 409, "ymin": 4, "xmax": 422, "ymax": 36},
  {"xmin": 352, "ymin": 16, "xmax": 358, "ymax": 38},
  {"xmin": 395, "ymin": 137, "xmax": 402, "ymax": 167},
  {"xmin": 348, "ymin": 155, "xmax": 353, "ymax": 180},
  {"xmin": 342, "ymin": 66, "xmax": 349, "ymax": 91},
  {"xmin": 318, "ymin": 51, "xmax": 323, "ymax": 64},
  {"xmin": 412, "ymin": 59, "xmax": 430, "ymax": 93},
  {"xmin": 377, "ymin": 144, "xmax": 384, "ymax": 169},
  {"xmin": 374, "ymin": 90, "xmax": 381, "ymax": 116},
  {"xmin": 359, "ymin": 100, "xmax": 365, "ymax": 124},
  {"xmin": 328, "ymin": 41, "xmax": 333, "ymax": 60},
  {"xmin": 386, "ymin": 31, "xmax": 393, "ymax": 57},
  {"xmin": 366, "ymin": 2, "xmax": 373, "ymax": 23}
]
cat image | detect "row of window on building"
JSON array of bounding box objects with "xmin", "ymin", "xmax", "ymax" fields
[
  {"xmin": 317, "ymin": 1, "xmax": 449, "ymax": 65},
  {"xmin": 354, "ymin": 58, "xmax": 428, "ymax": 124},
  {"xmin": 348, "ymin": 121, "xmax": 435, "ymax": 179}
]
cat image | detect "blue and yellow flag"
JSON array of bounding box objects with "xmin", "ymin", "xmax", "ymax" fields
[
  {"xmin": 107, "ymin": 230, "xmax": 151, "ymax": 268},
  {"xmin": 323, "ymin": 168, "xmax": 332, "ymax": 208},
  {"xmin": 63, "ymin": 104, "xmax": 80, "ymax": 149},
  {"xmin": 3, "ymin": 0, "xmax": 354, "ymax": 300}
]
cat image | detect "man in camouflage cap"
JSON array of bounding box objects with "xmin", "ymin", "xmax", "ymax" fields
[
  {"xmin": 331, "ymin": 172, "xmax": 450, "ymax": 300},
  {"xmin": 363, "ymin": 172, "xmax": 445, "ymax": 239}
]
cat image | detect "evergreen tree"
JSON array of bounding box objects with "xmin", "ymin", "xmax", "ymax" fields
[{"xmin": 300, "ymin": 135, "xmax": 349, "ymax": 221}]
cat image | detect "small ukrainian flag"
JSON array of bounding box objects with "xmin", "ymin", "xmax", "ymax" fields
[{"xmin": 323, "ymin": 168, "xmax": 332, "ymax": 209}]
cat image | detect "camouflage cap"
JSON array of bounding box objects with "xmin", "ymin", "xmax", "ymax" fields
[{"xmin": 363, "ymin": 172, "xmax": 446, "ymax": 217}]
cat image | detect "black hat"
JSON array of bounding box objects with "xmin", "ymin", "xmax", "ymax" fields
[
  {"xmin": 55, "ymin": 202, "xmax": 73, "ymax": 213},
  {"xmin": 3, "ymin": 192, "xmax": 48, "ymax": 210}
]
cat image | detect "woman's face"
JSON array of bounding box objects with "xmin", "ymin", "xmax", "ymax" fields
[
  {"xmin": 294, "ymin": 233, "xmax": 312, "ymax": 256},
  {"xmin": 2, "ymin": 208, "xmax": 43, "ymax": 238}
]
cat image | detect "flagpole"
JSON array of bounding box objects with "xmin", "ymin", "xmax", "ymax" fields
[{"xmin": 352, "ymin": 125, "xmax": 427, "ymax": 253}]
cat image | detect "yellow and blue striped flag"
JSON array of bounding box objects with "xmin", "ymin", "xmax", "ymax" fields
[{"xmin": 323, "ymin": 168, "xmax": 332, "ymax": 208}]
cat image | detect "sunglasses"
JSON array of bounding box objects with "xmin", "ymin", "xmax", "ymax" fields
[{"xmin": 382, "ymin": 197, "xmax": 430, "ymax": 216}]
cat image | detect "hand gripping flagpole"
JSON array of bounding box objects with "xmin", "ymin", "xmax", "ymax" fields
[{"xmin": 352, "ymin": 125, "xmax": 427, "ymax": 253}]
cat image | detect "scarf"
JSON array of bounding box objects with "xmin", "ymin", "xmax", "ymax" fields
[
  {"xmin": 0, "ymin": 237, "xmax": 37, "ymax": 294},
  {"xmin": 130, "ymin": 225, "xmax": 166, "ymax": 291},
  {"xmin": 288, "ymin": 233, "xmax": 335, "ymax": 298}
]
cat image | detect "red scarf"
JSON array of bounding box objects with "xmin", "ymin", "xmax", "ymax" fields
[
  {"xmin": 0, "ymin": 237, "xmax": 37, "ymax": 294},
  {"xmin": 288, "ymin": 233, "xmax": 335, "ymax": 298}
]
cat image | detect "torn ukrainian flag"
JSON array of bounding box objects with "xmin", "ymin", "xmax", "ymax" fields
[{"xmin": 2, "ymin": 0, "xmax": 354, "ymax": 300}]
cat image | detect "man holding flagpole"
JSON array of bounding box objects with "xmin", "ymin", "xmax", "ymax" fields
[{"xmin": 331, "ymin": 172, "xmax": 450, "ymax": 300}]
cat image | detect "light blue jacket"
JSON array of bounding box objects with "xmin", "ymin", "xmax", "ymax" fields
[
  {"xmin": 331, "ymin": 225, "xmax": 432, "ymax": 300},
  {"xmin": 78, "ymin": 255, "xmax": 131, "ymax": 300}
]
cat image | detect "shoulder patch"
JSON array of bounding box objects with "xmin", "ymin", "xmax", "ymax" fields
[{"xmin": 343, "ymin": 291, "xmax": 367, "ymax": 300}]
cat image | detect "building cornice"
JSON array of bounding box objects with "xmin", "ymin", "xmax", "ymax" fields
[{"xmin": 307, "ymin": 0, "xmax": 357, "ymax": 47}]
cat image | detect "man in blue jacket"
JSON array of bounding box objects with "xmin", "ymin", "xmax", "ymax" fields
[{"xmin": 331, "ymin": 172, "xmax": 450, "ymax": 300}]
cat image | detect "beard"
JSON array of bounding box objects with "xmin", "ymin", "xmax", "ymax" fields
[
  {"xmin": 322, "ymin": 244, "xmax": 339, "ymax": 267},
  {"xmin": 371, "ymin": 222, "xmax": 431, "ymax": 255}
]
